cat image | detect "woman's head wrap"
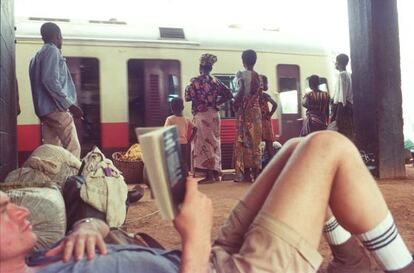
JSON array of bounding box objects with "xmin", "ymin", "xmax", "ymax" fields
[{"xmin": 200, "ymin": 53, "xmax": 217, "ymax": 66}]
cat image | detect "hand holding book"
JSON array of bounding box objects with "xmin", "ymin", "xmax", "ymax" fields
[
  {"xmin": 173, "ymin": 178, "xmax": 213, "ymax": 273},
  {"xmin": 174, "ymin": 178, "xmax": 213, "ymax": 246},
  {"xmin": 138, "ymin": 126, "xmax": 214, "ymax": 273},
  {"xmin": 137, "ymin": 126, "xmax": 187, "ymax": 220}
]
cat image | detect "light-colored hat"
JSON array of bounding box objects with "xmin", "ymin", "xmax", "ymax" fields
[{"xmin": 200, "ymin": 53, "xmax": 217, "ymax": 66}]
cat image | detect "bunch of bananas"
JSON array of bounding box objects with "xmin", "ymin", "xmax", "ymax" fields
[{"xmin": 119, "ymin": 143, "xmax": 143, "ymax": 161}]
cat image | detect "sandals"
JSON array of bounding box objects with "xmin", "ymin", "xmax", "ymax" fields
[{"xmin": 198, "ymin": 177, "xmax": 216, "ymax": 184}]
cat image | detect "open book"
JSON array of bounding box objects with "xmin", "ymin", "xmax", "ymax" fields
[{"xmin": 136, "ymin": 126, "xmax": 186, "ymax": 220}]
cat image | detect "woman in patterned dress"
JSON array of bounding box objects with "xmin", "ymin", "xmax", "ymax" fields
[
  {"xmin": 233, "ymin": 50, "xmax": 263, "ymax": 182},
  {"xmin": 185, "ymin": 54, "xmax": 233, "ymax": 183},
  {"xmin": 300, "ymin": 75, "xmax": 330, "ymax": 136}
]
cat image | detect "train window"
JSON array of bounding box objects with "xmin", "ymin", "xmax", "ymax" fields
[
  {"xmin": 279, "ymin": 89, "xmax": 298, "ymax": 114},
  {"xmin": 213, "ymin": 74, "xmax": 237, "ymax": 119},
  {"xmin": 319, "ymin": 77, "xmax": 329, "ymax": 92},
  {"xmin": 66, "ymin": 57, "xmax": 101, "ymax": 155},
  {"xmin": 167, "ymin": 74, "xmax": 180, "ymax": 102}
]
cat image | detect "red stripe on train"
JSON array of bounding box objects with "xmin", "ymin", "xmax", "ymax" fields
[
  {"xmin": 17, "ymin": 124, "xmax": 41, "ymax": 151},
  {"xmin": 17, "ymin": 120, "xmax": 279, "ymax": 152},
  {"xmin": 17, "ymin": 122, "xmax": 130, "ymax": 152},
  {"xmin": 101, "ymin": 122, "xmax": 129, "ymax": 148},
  {"xmin": 221, "ymin": 119, "xmax": 280, "ymax": 144},
  {"xmin": 221, "ymin": 119, "xmax": 236, "ymax": 144}
]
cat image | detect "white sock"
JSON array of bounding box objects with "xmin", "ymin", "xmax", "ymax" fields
[
  {"xmin": 358, "ymin": 212, "xmax": 413, "ymax": 271},
  {"xmin": 323, "ymin": 216, "xmax": 351, "ymax": 245}
]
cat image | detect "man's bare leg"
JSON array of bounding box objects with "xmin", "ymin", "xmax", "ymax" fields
[
  {"xmin": 259, "ymin": 131, "xmax": 386, "ymax": 246},
  {"xmin": 241, "ymin": 137, "xmax": 302, "ymax": 213},
  {"xmin": 260, "ymin": 131, "xmax": 412, "ymax": 271},
  {"xmin": 214, "ymin": 137, "xmax": 302, "ymax": 252}
]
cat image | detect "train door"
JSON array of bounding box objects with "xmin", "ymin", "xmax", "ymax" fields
[
  {"xmin": 213, "ymin": 74, "xmax": 237, "ymax": 169},
  {"xmin": 66, "ymin": 57, "xmax": 101, "ymax": 155},
  {"xmin": 277, "ymin": 64, "xmax": 302, "ymax": 143},
  {"xmin": 127, "ymin": 59, "xmax": 180, "ymax": 144}
]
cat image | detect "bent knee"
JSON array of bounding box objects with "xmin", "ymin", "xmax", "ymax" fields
[
  {"xmin": 304, "ymin": 131, "xmax": 356, "ymax": 153},
  {"xmin": 284, "ymin": 137, "xmax": 302, "ymax": 148}
]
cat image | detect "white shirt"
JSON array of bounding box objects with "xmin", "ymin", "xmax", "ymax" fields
[{"xmin": 333, "ymin": 71, "xmax": 353, "ymax": 106}]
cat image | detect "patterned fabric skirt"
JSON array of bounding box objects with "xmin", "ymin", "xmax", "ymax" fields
[
  {"xmin": 234, "ymin": 107, "xmax": 262, "ymax": 179},
  {"xmin": 300, "ymin": 112, "xmax": 327, "ymax": 136},
  {"xmin": 192, "ymin": 108, "xmax": 222, "ymax": 172}
]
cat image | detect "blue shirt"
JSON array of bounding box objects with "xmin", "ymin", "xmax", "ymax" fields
[
  {"xmin": 29, "ymin": 43, "xmax": 77, "ymax": 117},
  {"xmin": 29, "ymin": 245, "xmax": 181, "ymax": 273}
]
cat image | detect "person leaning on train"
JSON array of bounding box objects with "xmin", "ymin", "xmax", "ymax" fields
[
  {"xmin": 29, "ymin": 22, "xmax": 83, "ymax": 159},
  {"xmin": 2, "ymin": 131, "xmax": 414, "ymax": 273}
]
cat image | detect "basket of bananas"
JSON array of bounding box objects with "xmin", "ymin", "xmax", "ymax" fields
[{"xmin": 112, "ymin": 144, "xmax": 144, "ymax": 184}]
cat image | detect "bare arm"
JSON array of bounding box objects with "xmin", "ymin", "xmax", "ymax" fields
[
  {"xmin": 174, "ymin": 179, "xmax": 213, "ymax": 273},
  {"xmin": 233, "ymin": 73, "xmax": 245, "ymax": 112},
  {"xmin": 180, "ymin": 239, "xmax": 211, "ymax": 273},
  {"xmin": 164, "ymin": 116, "xmax": 171, "ymax": 127},
  {"xmin": 188, "ymin": 127, "xmax": 197, "ymax": 143},
  {"xmin": 185, "ymin": 78, "xmax": 196, "ymax": 102},
  {"xmin": 266, "ymin": 93, "xmax": 278, "ymax": 117},
  {"xmin": 302, "ymin": 93, "xmax": 309, "ymax": 108}
]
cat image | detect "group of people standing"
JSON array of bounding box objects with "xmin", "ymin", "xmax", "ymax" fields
[
  {"xmin": 30, "ymin": 20, "xmax": 276, "ymax": 185},
  {"xmin": 300, "ymin": 53, "xmax": 354, "ymax": 140},
  {"xmin": 184, "ymin": 50, "xmax": 277, "ymax": 184},
  {"xmin": 184, "ymin": 51, "xmax": 354, "ymax": 184},
  {"xmin": 29, "ymin": 20, "xmax": 354, "ymax": 186}
]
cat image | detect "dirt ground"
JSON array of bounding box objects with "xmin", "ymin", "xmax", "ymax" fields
[{"xmin": 124, "ymin": 165, "xmax": 414, "ymax": 273}]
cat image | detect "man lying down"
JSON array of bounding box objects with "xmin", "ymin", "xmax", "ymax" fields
[{"xmin": 1, "ymin": 131, "xmax": 413, "ymax": 273}]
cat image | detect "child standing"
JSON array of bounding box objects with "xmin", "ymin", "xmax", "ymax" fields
[{"xmin": 164, "ymin": 97, "xmax": 197, "ymax": 174}]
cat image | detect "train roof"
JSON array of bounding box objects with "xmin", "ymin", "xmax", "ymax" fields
[{"xmin": 15, "ymin": 17, "xmax": 330, "ymax": 55}]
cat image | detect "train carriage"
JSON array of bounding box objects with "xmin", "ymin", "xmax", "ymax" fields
[{"xmin": 15, "ymin": 17, "xmax": 334, "ymax": 168}]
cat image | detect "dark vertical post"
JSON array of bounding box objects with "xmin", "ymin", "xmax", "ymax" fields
[
  {"xmin": 348, "ymin": 0, "xmax": 405, "ymax": 178},
  {"xmin": 0, "ymin": 0, "xmax": 17, "ymax": 181}
]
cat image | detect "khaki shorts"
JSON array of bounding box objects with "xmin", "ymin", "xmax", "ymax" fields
[{"xmin": 210, "ymin": 201, "xmax": 322, "ymax": 273}]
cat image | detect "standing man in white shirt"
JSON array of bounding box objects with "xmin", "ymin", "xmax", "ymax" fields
[
  {"xmin": 330, "ymin": 53, "xmax": 354, "ymax": 141},
  {"xmin": 29, "ymin": 22, "xmax": 83, "ymax": 158}
]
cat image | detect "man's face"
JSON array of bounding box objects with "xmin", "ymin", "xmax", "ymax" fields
[
  {"xmin": 55, "ymin": 32, "xmax": 63, "ymax": 49},
  {"xmin": 0, "ymin": 191, "xmax": 37, "ymax": 261},
  {"xmin": 335, "ymin": 61, "xmax": 340, "ymax": 71},
  {"xmin": 50, "ymin": 31, "xmax": 63, "ymax": 49}
]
